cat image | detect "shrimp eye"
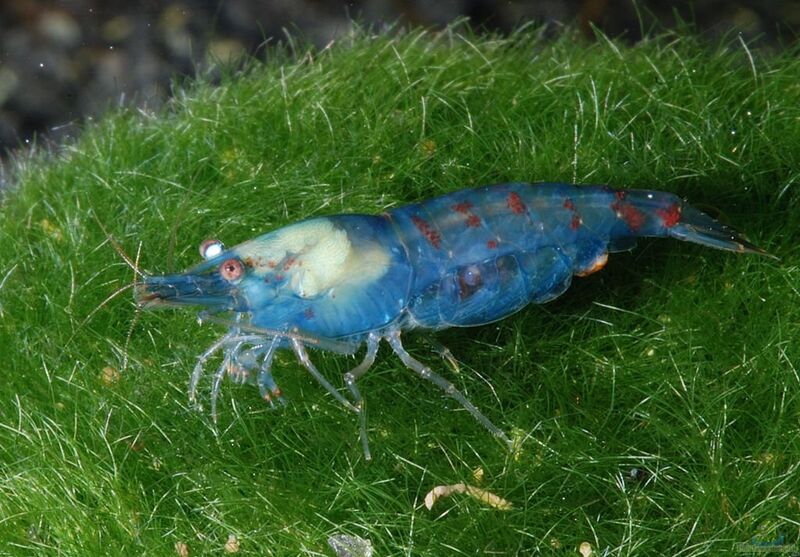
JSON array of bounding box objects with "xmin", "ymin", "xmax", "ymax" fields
[
  {"xmin": 200, "ymin": 238, "xmax": 224, "ymax": 260},
  {"xmin": 220, "ymin": 258, "xmax": 244, "ymax": 282}
]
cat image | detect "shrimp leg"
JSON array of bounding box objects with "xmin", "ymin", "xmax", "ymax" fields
[
  {"xmin": 386, "ymin": 329, "xmax": 512, "ymax": 447},
  {"xmin": 290, "ymin": 338, "xmax": 358, "ymax": 413},
  {"xmin": 210, "ymin": 347, "xmax": 235, "ymax": 421},
  {"xmin": 189, "ymin": 332, "xmax": 265, "ymax": 405},
  {"xmin": 344, "ymin": 332, "xmax": 381, "ymax": 460},
  {"xmin": 255, "ymin": 337, "xmax": 286, "ymax": 407}
]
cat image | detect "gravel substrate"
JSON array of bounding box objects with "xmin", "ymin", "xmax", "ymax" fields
[{"xmin": 0, "ymin": 0, "xmax": 796, "ymax": 159}]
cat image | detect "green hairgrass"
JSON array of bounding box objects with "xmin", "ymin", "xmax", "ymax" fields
[{"xmin": 1, "ymin": 24, "xmax": 799, "ymax": 555}]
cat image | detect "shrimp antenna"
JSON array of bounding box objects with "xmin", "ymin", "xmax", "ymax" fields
[
  {"xmin": 121, "ymin": 241, "xmax": 143, "ymax": 372},
  {"xmin": 68, "ymin": 213, "xmax": 144, "ymax": 349},
  {"xmin": 68, "ymin": 281, "xmax": 137, "ymax": 347},
  {"xmin": 92, "ymin": 212, "xmax": 147, "ymax": 279}
]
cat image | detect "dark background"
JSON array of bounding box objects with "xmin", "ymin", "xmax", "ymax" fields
[{"xmin": 0, "ymin": 0, "xmax": 797, "ymax": 158}]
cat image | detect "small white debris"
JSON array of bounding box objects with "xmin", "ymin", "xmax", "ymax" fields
[
  {"xmin": 174, "ymin": 541, "xmax": 189, "ymax": 557},
  {"xmin": 101, "ymin": 366, "xmax": 120, "ymax": 386},
  {"xmin": 328, "ymin": 534, "xmax": 373, "ymax": 557},
  {"xmin": 424, "ymin": 483, "xmax": 512, "ymax": 511},
  {"xmin": 224, "ymin": 534, "xmax": 240, "ymax": 553}
]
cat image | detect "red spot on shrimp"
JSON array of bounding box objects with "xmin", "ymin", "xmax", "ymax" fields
[
  {"xmin": 570, "ymin": 214, "xmax": 582, "ymax": 230},
  {"xmin": 452, "ymin": 200, "xmax": 480, "ymax": 227},
  {"xmin": 563, "ymin": 198, "xmax": 575, "ymax": 211},
  {"xmin": 615, "ymin": 190, "xmax": 627, "ymax": 201},
  {"xmin": 611, "ymin": 201, "xmax": 645, "ymax": 232},
  {"xmin": 656, "ymin": 203, "xmax": 682, "ymax": 228},
  {"xmin": 507, "ymin": 192, "xmax": 526, "ymax": 214},
  {"xmin": 487, "ymin": 240, "xmax": 498, "ymax": 249},
  {"xmin": 283, "ymin": 256, "xmax": 297, "ymax": 271},
  {"xmin": 304, "ymin": 307, "xmax": 314, "ymax": 319},
  {"xmin": 411, "ymin": 215, "xmax": 441, "ymax": 249}
]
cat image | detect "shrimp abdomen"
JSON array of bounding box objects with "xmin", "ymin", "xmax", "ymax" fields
[{"xmin": 387, "ymin": 182, "xmax": 762, "ymax": 329}]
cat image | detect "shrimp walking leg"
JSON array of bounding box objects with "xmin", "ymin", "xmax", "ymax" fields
[
  {"xmin": 290, "ymin": 338, "xmax": 358, "ymax": 413},
  {"xmin": 211, "ymin": 349, "xmax": 234, "ymax": 421},
  {"xmin": 425, "ymin": 338, "xmax": 461, "ymax": 375},
  {"xmin": 344, "ymin": 332, "xmax": 380, "ymax": 460},
  {"xmin": 385, "ymin": 330, "xmax": 512, "ymax": 447},
  {"xmin": 189, "ymin": 332, "xmax": 264, "ymax": 405},
  {"xmin": 255, "ymin": 337, "xmax": 285, "ymax": 407}
]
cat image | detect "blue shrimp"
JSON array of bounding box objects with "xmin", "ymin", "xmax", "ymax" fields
[{"xmin": 135, "ymin": 183, "xmax": 767, "ymax": 459}]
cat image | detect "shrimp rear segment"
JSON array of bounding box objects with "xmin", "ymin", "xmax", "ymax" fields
[
  {"xmin": 388, "ymin": 183, "xmax": 766, "ymax": 329},
  {"xmin": 135, "ymin": 182, "xmax": 766, "ymax": 458}
]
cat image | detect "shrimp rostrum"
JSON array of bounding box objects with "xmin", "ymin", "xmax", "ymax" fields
[{"xmin": 135, "ymin": 182, "xmax": 767, "ymax": 459}]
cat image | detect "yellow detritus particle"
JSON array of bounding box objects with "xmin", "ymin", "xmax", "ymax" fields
[
  {"xmin": 40, "ymin": 219, "xmax": 63, "ymax": 241},
  {"xmin": 224, "ymin": 534, "xmax": 240, "ymax": 553},
  {"xmin": 101, "ymin": 366, "xmax": 120, "ymax": 386},
  {"xmin": 424, "ymin": 483, "xmax": 512, "ymax": 511},
  {"xmin": 174, "ymin": 541, "xmax": 189, "ymax": 557}
]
